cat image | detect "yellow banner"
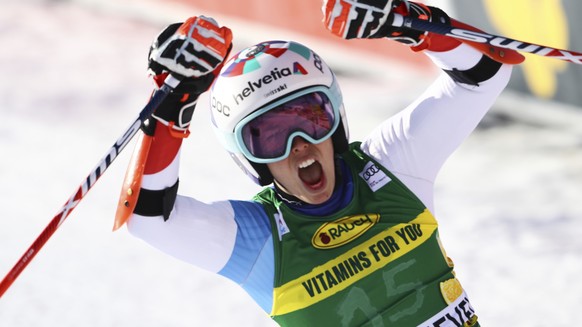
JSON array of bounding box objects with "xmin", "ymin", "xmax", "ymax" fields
[{"xmin": 271, "ymin": 209, "xmax": 438, "ymax": 316}]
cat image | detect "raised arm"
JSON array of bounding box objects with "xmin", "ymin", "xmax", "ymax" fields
[
  {"xmin": 118, "ymin": 16, "xmax": 245, "ymax": 272},
  {"xmin": 323, "ymin": 0, "xmax": 516, "ymax": 210}
]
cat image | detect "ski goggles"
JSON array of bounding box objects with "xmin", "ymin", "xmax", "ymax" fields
[{"xmin": 234, "ymin": 86, "xmax": 342, "ymax": 163}]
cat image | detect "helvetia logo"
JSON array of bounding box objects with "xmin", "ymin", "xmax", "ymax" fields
[
  {"xmin": 312, "ymin": 214, "xmax": 380, "ymax": 249},
  {"xmin": 232, "ymin": 62, "xmax": 308, "ymax": 105}
]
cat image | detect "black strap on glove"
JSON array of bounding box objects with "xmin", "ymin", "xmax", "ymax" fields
[{"xmin": 371, "ymin": 2, "xmax": 451, "ymax": 47}]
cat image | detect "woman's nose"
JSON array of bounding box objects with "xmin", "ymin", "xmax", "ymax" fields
[{"xmin": 291, "ymin": 136, "xmax": 309, "ymax": 154}]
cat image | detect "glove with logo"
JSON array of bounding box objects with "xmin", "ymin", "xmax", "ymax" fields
[
  {"xmin": 322, "ymin": 0, "xmax": 456, "ymax": 51},
  {"xmin": 323, "ymin": 0, "xmax": 526, "ymax": 64},
  {"xmin": 146, "ymin": 16, "xmax": 233, "ymax": 137}
]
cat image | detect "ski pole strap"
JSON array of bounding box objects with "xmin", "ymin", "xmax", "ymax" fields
[{"xmin": 133, "ymin": 179, "xmax": 180, "ymax": 221}]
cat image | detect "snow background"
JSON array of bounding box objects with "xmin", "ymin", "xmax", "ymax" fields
[{"xmin": 1, "ymin": 1, "xmax": 581, "ymax": 326}]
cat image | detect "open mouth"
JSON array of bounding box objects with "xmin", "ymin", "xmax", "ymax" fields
[{"xmin": 298, "ymin": 158, "xmax": 325, "ymax": 189}]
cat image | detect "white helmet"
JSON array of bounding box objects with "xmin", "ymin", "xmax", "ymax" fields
[{"xmin": 209, "ymin": 40, "xmax": 349, "ymax": 185}]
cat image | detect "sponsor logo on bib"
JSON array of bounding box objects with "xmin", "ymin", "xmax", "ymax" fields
[
  {"xmin": 312, "ymin": 214, "xmax": 380, "ymax": 249},
  {"xmin": 359, "ymin": 161, "xmax": 390, "ymax": 192}
]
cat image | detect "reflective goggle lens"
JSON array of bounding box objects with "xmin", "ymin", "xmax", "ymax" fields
[{"xmin": 240, "ymin": 91, "xmax": 336, "ymax": 161}]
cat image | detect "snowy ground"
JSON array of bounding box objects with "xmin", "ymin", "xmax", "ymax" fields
[{"xmin": 1, "ymin": 1, "xmax": 581, "ymax": 326}]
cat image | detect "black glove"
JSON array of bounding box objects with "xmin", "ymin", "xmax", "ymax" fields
[
  {"xmin": 323, "ymin": 0, "xmax": 450, "ymax": 48},
  {"xmin": 145, "ymin": 16, "xmax": 233, "ymax": 137}
]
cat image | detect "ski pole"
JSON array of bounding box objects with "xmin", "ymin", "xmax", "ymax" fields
[
  {"xmin": 0, "ymin": 75, "xmax": 181, "ymax": 298},
  {"xmin": 392, "ymin": 13, "xmax": 582, "ymax": 65}
]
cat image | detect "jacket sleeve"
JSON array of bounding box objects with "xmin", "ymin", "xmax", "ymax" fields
[
  {"xmin": 360, "ymin": 43, "xmax": 513, "ymax": 211},
  {"xmin": 124, "ymin": 123, "xmax": 273, "ymax": 275}
]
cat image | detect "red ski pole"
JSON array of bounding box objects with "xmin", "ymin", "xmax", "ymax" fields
[
  {"xmin": 392, "ymin": 13, "xmax": 582, "ymax": 65},
  {"xmin": 0, "ymin": 75, "xmax": 181, "ymax": 298}
]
